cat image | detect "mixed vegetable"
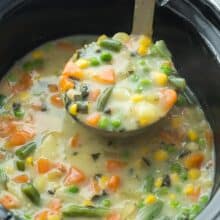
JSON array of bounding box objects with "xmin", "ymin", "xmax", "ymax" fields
[
  {"xmin": 60, "ymin": 33, "xmax": 186, "ymax": 132},
  {"xmin": 0, "ymin": 35, "xmax": 214, "ymax": 220}
]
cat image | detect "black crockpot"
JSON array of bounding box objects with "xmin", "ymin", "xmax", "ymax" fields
[{"xmin": 0, "ymin": 0, "xmax": 220, "ymax": 219}]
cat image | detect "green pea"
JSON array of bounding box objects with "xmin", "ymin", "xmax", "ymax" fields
[
  {"xmin": 140, "ymin": 78, "xmax": 151, "ymax": 87},
  {"xmin": 160, "ymin": 63, "xmax": 173, "ymax": 75},
  {"xmin": 14, "ymin": 109, "xmax": 25, "ymax": 119},
  {"xmin": 197, "ymin": 138, "xmax": 206, "ymax": 149},
  {"xmin": 98, "ymin": 116, "xmax": 110, "ymax": 129},
  {"xmin": 101, "ymin": 199, "xmax": 111, "ymax": 207},
  {"xmin": 100, "ymin": 52, "xmax": 112, "ymax": 62},
  {"xmin": 111, "ymin": 117, "xmax": 121, "ymax": 128},
  {"xmin": 170, "ymin": 200, "xmax": 180, "ymax": 209},
  {"xmin": 136, "ymin": 85, "xmax": 144, "ymax": 93},
  {"xmin": 67, "ymin": 186, "xmax": 79, "ymax": 194},
  {"xmin": 90, "ymin": 57, "xmax": 100, "ymax": 66},
  {"xmin": 130, "ymin": 74, "xmax": 139, "ymax": 82}
]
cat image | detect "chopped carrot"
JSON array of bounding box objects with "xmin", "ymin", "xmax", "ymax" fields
[
  {"xmin": 189, "ymin": 186, "xmax": 201, "ymax": 202},
  {"xmin": 205, "ymin": 129, "xmax": 213, "ymax": 148},
  {"xmin": 0, "ymin": 118, "xmax": 16, "ymax": 138},
  {"xmin": 85, "ymin": 112, "xmax": 101, "ymax": 127},
  {"xmin": 90, "ymin": 179, "xmax": 101, "ymax": 194},
  {"xmin": 35, "ymin": 210, "xmax": 49, "ymax": 220},
  {"xmin": 13, "ymin": 174, "xmax": 29, "ymax": 183},
  {"xmin": 106, "ymin": 213, "xmax": 121, "ymax": 220},
  {"xmin": 48, "ymin": 198, "xmax": 62, "ymax": 211},
  {"xmin": 93, "ymin": 68, "xmax": 116, "ymax": 84},
  {"xmin": 0, "ymin": 152, "xmax": 5, "ymax": 160},
  {"xmin": 50, "ymin": 94, "xmax": 64, "ymax": 108},
  {"xmin": 64, "ymin": 166, "xmax": 86, "ymax": 185},
  {"xmin": 161, "ymin": 89, "xmax": 177, "ymax": 110},
  {"xmin": 183, "ymin": 152, "xmax": 205, "ymax": 169},
  {"xmin": 106, "ymin": 160, "xmax": 126, "ymax": 172},
  {"xmin": 7, "ymin": 130, "xmax": 33, "ymax": 148},
  {"xmin": 56, "ymin": 41, "xmax": 75, "ymax": 51},
  {"xmin": 12, "ymin": 74, "xmax": 33, "ymax": 93},
  {"xmin": 0, "ymin": 194, "xmax": 20, "ymax": 209},
  {"xmin": 107, "ymin": 176, "xmax": 121, "ymax": 192},
  {"xmin": 48, "ymin": 84, "xmax": 58, "ymax": 93},
  {"xmin": 59, "ymin": 75, "xmax": 74, "ymax": 92},
  {"xmin": 62, "ymin": 61, "xmax": 84, "ymax": 80},
  {"xmin": 70, "ymin": 133, "xmax": 80, "ymax": 148},
  {"xmin": 88, "ymin": 89, "xmax": 101, "ymax": 101},
  {"xmin": 37, "ymin": 158, "xmax": 53, "ymax": 174}
]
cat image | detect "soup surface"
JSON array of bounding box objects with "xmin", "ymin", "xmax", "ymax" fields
[{"xmin": 0, "ymin": 36, "xmax": 214, "ymax": 220}]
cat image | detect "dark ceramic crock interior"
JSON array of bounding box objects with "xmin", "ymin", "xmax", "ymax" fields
[{"xmin": 0, "ymin": 0, "xmax": 220, "ymax": 219}]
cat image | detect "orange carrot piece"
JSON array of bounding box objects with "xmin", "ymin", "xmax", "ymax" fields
[
  {"xmin": 106, "ymin": 160, "xmax": 126, "ymax": 172},
  {"xmin": 56, "ymin": 41, "xmax": 75, "ymax": 51},
  {"xmin": 0, "ymin": 118, "xmax": 16, "ymax": 138},
  {"xmin": 189, "ymin": 186, "xmax": 201, "ymax": 202},
  {"xmin": 106, "ymin": 213, "xmax": 121, "ymax": 220},
  {"xmin": 48, "ymin": 84, "xmax": 58, "ymax": 93},
  {"xmin": 70, "ymin": 133, "xmax": 80, "ymax": 148},
  {"xmin": 0, "ymin": 194, "xmax": 20, "ymax": 209},
  {"xmin": 48, "ymin": 198, "xmax": 62, "ymax": 211},
  {"xmin": 37, "ymin": 158, "xmax": 53, "ymax": 174},
  {"xmin": 205, "ymin": 129, "xmax": 213, "ymax": 148},
  {"xmin": 62, "ymin": 61, "xmax": 84, "ymax": 80},
  {"xmin": 13, "ymin": 174, "xmax": 29, "ymax": 183},
  {"xmin": 107, "ymin": 176, "xmax": 121, "ymax": 192},
  {"xmin": 12, "ymin": 74, "xmax": 33, "ymax": 93},
  {"xmin": 88, "ymin": 89, "xmax": 101, "ymax": 101},
  {"xmin": 162, "ymin": 89, "xmax": 177, "ymax": 109},
  {"xmin": 64, "ymin": 166, "xmax": 86, "ymax": 185},
  {"xmin": 183, "ymin": 152, "xmax": 205, "ymax": 169},
  {"xmin": 94, "ymin": 68, "xmax": 116, "ymax": 84},
  {"xmin": 50, "ymin": 94, "xmax": 64, "ymax": 108},
  {"xmin": 0, "ymin": 152, "xmax": 5, "ymax": 160},
  {"xmin": 7, "ymin": 130, "xmax": 33, "ymax": 148},
  {"xmin": 59, "ymin": 75, "xmax": 74, "ymax": 92},
  {"xmin": 35, "ymin": 210, "xmax": 49, "ymax": 220},
  {"xmin": 86, "ymin": 112, "xmax": 101, "ymax": 127},
  {"xmin": 90, "ymin": 179, "xmax": 101, "ymax": 194}
]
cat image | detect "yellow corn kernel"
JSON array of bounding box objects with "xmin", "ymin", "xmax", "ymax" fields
[
  {"xmin": 144, "ymin": 194, "xmax": 157, "ymax": 204},
  {"xmin": 83, "ymin": 199, "xmax": 93, "ymax": 207},
  {"xmin": 188, "ymin": 168, "xmax": 201, "ymax": 180},
  {"xmin": 26, "ymin": 157, "xmax": 33, "ymax": 166},
  {"xmin": 69, "ymin": 104, "xmax": 77, "ymax": 116},
  {"xmin": 48, "ymin": 214, "xmax": 61, "ymax": 220},
  {"xmin": 170, "ymin": 173, "xmax": 180, "ymax": 184},
  {"xmin": 99, "ymin": 176, "xmax": 109, "ymax": 189},
  {"xmin": 97, "ymin": 34, "xmax": 108, "ymax": 43},
  {"xmin": 32, "ymin": 50, "xmax": 44, "ymax": 59},
  {"xmin": 75, "ymin": 59, "xmax": 90, "ymax": 69},
  {"xmin": 154, "ymin": 177, "xmax": 163, "ymax": 188},
  {"xmin": 131, "ymin": 94, "xmax": 145, "ymax": 102},
  {"xmin": 137, "ymin": 35, "xmax": 152, "ymax": 56},
  {"xmin": 171, "ymin": 116, "xmax": 182, "ymax": 128},
  {"xmin": 154, "ymin": 150, "xmax": 168, "ymax": 162},
  {"xmin": 18, "ymin": 91, "xmax": 30, "ymax": 101},
  {"xmin": 47, "ymin": 170, "xmax": 63, "ymax": 180},
  {"xmin": 154, "ymin": 72, "xmax": 168, "ymax": 86},
  {"xmin": 138, "ymin": 111, "xmax": 157, "ymax": 127},
  {"xmin": 184, "ymin": 184, "xmax": 194, "ymax": 195},
  {"xmin": 187, "ymin": 129, "xmax": 198, "ymax": 141},
  {"xmin": 169, "ymin": 193, "xmax": 176, "ymax": 200}
]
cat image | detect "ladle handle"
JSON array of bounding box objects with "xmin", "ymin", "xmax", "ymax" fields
[{"xmin": 132, "ymin": 0, "xmax": 156, "ymax": 36}]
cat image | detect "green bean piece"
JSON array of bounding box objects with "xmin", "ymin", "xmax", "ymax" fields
[
  {"xmin": 168, "ymin": 76, "xmax": 186, "ymax": 90},
  {"xmin": 21, "ymin": 183, "xmax": 40, "ymax": 205},
  {"xmin": 99, "ymin": 39, "xmax": 122, "ymax": 52},
  {"xmin": 16, "ymin": 160, "xmax": 26, "ymax": 171},
  {"xmin": 160, "ymin": 63, "xmax": 173, "ymax": 75},
  {"xmin": 96, "ymin": 87, "xmax": 113, "ymax": 111},
  {"xmin": 149, "ymin": 40, "xmax": 171, "ymax": 59},
  {"xmin": 62, "ymin": 204, "xmax": 109, "ymax": 217},
  {"xmin": 143, "ymin": 175, "xmax": 154, "ymax": 193},
  {"xmin": 0, "ymin": 168, "xmax": 8, "ymax": 187},
  {"xmin": 135, "ymin": 200, "xmax": 164, "ymax": 220},
  {"xmin": 14, "ymin": 109, "xmax": 25, "ymax": 119},
  {"xmin": 67, "ymin": 186, "xmax": 79, "ymax": 194},
  {"xmin": 176, "ymin": 94, "xmax": 188, "ymax": 106},
  {"xmin": 100, "ymin": 52, "xmax": 112, "ymax": 62},
  {"xmin": 0, "ymin": 94, "xmax": 6, "ymax": 108},
  {"xmin": 15, "ymin": 142, "xmax": 37, "ymax": 159},
  {"xmin": 140, "ymin": 78, "xmax": 152, "ymax": 87},
  {"xmin": 22, "ymin": 58, "xmax": 44, "ymax": 71}
]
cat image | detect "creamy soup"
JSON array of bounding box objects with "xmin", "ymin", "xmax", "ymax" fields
[{"xmin": 0, "ymin": 35, "xmax": 214, "ymax": 220}]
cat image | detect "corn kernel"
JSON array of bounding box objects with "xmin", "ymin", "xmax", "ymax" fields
[
  {"xmin": 69, "ymin": 104, "xmax": 77, "ymax": 116},
  {"xmin": 32, "ymin": 50, "xmax": 44, "ymax": 59},
  {"xmin": 187, "ymin": 129, "xmax": 198, "ymax": 141},
  {"xmin": 131, "ymin": 94, "xmax": 145, "ymax": 102},
  {"xmin": 97, "ymin": 34, "xmax": 108, "ymax": 43},
  {"xmin": 75, "ymin": 59, "xmax": 90, "ymax": 69},
  {"xmin": 154, "ymin": 72, "xmax": 168, "ymax": 86},
  {"xmin": 99, "ymin": 176, "xmax": 109, "ymax": 189},
  {"xmin": 184, "ymin": 184, "xmax": 194, "ymax": 195},
  {"xmin": 83, "ymin": 199, "xmax": 93, "ymax": 207},
  {"xmin": 144, "ymin": 194, "xmax": 157, "ymax": 204},
  {"xmin": 188, "ymin": 168, "xmax": 201, "ymax": 180},
  {"xmin": 48, "ymin": 214, "xmax": 61, "ymax": 220},
  {"xmin": 26, "ymin": 157, "xmax": 33, "ymax": 166},
  {"xmin": 18, "ymin": 91, "xmax": 30, "ymax": 101},
  {"xmin": 154, "ymin": 150, "xmax": 168, "ymax": 162},
  {"xmin": 169, "ymin": 193, "xmax": 176, "ymax": 200},
  {"xmin": 154, "ymin": 177, "xmax": 163, "ymax": 188},
  {"xmin": 137, "ymin": 35, "xmax": 152, "ymax": 56},
  {"xmin": 170, "ymin": 173, "xmax": 180, "ymax": 184},
  {"xmin": 47, "ymin": 170, "xmax": 63, "ymax": 180}
]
